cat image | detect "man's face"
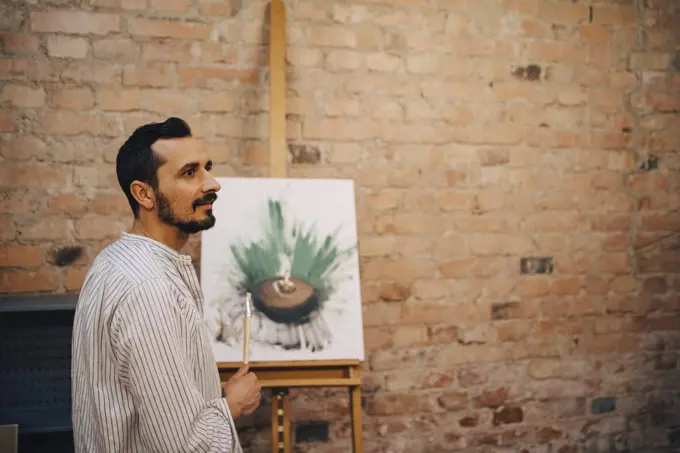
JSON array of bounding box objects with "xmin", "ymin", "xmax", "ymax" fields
[{"xmin": 151, "ymin": 137, "xmax": 221, "ymax": 235}]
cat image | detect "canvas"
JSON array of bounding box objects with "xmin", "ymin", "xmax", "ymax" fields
[{"xmin": 200, "ymin": 177, "xmax": 365, "ymax": 363}]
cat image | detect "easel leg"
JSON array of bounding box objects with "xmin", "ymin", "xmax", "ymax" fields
[
  {"xmin": 349, "ymin": 386, "xmax": 364, "ymax": 453},
  {"xmin": 271, "ymin": 388, "xmax": 291, "ymax": 453}
]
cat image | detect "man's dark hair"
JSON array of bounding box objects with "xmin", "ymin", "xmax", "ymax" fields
[{"xmin": 116, "ymin": 117, "xmax": 192, "ymax": 217}]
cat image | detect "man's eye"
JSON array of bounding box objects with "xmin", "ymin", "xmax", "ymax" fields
[{"xmin": 186, "ymin": 169, "xmax": 195, "ymax": 176}]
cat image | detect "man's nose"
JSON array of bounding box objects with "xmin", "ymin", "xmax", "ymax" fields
[{"xmin": 204, "ymin": 171, "xmax": 221, "ymax": 193}]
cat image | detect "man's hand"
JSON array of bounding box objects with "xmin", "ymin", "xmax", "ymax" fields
[{"xmin": 223, "ymin": 364, "xmax": 261, "ymax": 419}]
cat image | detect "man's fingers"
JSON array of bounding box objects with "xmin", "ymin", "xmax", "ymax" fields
[
  {"xmin": 246, "ymin": 393, "xmax": 261, "ymax": 410},
  {"xmin": 235, "ymin": 364, "xmax": 249, "ymax": 376},
  {"xmin": 248, "ymin": 388, "xmax": 261, "ymax": 403}
]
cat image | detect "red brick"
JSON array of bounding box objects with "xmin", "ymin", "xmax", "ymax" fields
[
  {"xmin": 538, "ymin": 2, "xmax": 590, "ymax": 23},
  {"xmin": 66, "ymin": 267, "xmax": 88, "ymax": 291},
  {"xmin": 89, "ymin": 0, "xmax": 118, "ymax": 7},
  {"xmin": 73, "ymin": 165, "xmax": 119, "ymax": 189},
  {"xmin": 303, "ymin": 118, "xmax": 378, "ymax": 141},
  {"xmin": 0, "ymin": 60, "xmax": 27, "ymax": 80},
  {"xmin": 0, "ymin": 34, "xmax": 39, "ymax": 55},
  {"xmin": 589, "ymin": 90, "xmax": 623, "ymax": 109},
  {"xmin": 121, "ymin": 0, "xmax": 146, "ymax": 9},
  {"xmin": 17, "ymin": 217, "xmax": 70, "ymax": 241},
  {"xmin": 195, "ymin": 42, "xmax": 238, "ymax": 64},
  {"xmin": 0, "ymin": 191, "xmax": 33, "ymax": 216},
  {"xmin": 47, "ymin": 36, "xmax": 88, "ymax": 58},
  {"xmin": 293, "ymin": 2, "xmax": 327, "ymax": 20},
  {"xmin": 287, "ymin": 47, "xmax": 323, "ymax": 66},
  {"xmin": 497, "ymin": 320, "xmax": 532, "ymax": 342},
  {"xmin": 376, "ymin": 213, "xmax": 445, "ymax": 235},
  {"xmin": 363, "ymin": 327, "xmax": 392, "ymax": 350},
  {"xmin": 30, "ymin": 11, "xmax": 120, "ymax": 35},
  {"xmin": 362, "ymin": 303, "xmax": 401, "ymax": 327},
  {"xmin": 128, "ymin": 18, "xmax": 211, "ymax": 40},
  {"xmin": 143, "ymin": 89, "xmax": 193, "ymax": 113},
  {"xmin": 579, "ymin": 25, "xmax": 611, "ymax": 45},
  {"xmin": 199, "ymin": 2, "xmax": 233, "ymax": 16},
  {"xmin": 525, "ymin": 42, "xmax": 586, "ymax": 64},
  {"xmin": 437, "ymin": 391, "xmax": 469, "ymax": 411},
  {"xmin": 178, "ymin": 67, "xmax": 260, "ymax": 87},
  {"xmin": 0, "ymin": 163, "xmax": 70, "ymax": 189},
  {"xmin": 536, "ymin": 426, "xmax": 563, "ymax": 442},
  {"xmin": 92, "ymin": 38, "xmax": 140, "ymax": 60},
  {"xmin": 630, "ymin": 52, "xmax": 671, "ymax": 70},
  {"xmin": 0, "ymin": 245, "xmax": 42, "ymax": 267},
  {"xmin": 123, "ymin": 64, "xmax": 174, "ymax": 87},
  {"xmin": 427, "ymin": 324, "xmax": 460, "ymax": 344},
  {"xmin": 378, "ymin": 282, "xmax": 411, "ymax": 302},
  {"xmin": 141, "ymin": 41, "xmax": 192, "ymax": 63},
  {"xmin": 367, "ymin": 392, "xmax": 423, "ymax": 416},
  {"xmin": 198, "ymin": 92, "xmax": 238, "ymax": 112},
  {"xmin": 239, "ymin": 145, "xmax": 267, "ymax": 165},
  {"xmin": 74, "ymin": 215, "xmax": 127, "ymax": 240},
  {"xmin": 366, "ymin": 52, "xmax": 401, "ymax": 72},
  {"xmin": 46, "ymin": 194, "xmax": 88, "ymax": 216},
  {"xmin": 648, "ymin": 315, "xmax": 680, "ymax": 331},
  {"xmin": 51, "ymin": 87, "xmax": 95, "ymax": 110},
  {"xmin": 326, "ymin": 49, "xmax": 362, "ymax": 70},
  {"xmin": 204, "ymin": 142, "xmax": 231, "ymax": 164},
  {"xmin": 320, "ymin": 96, "xmax": 357, "ymax": 117},
  {"xmin": 37, "ymin": 112, "xmax": 118, "ymax": 136},
  {"xmin": 592, "ymin": 4, "xmax": 636, "ymax": 25},
  {"xmin": 0, "ymin": 217, "xmax": 16, "ymax": 241},
  {"xmin": 307, "ymin": 26, "xmax": 357, "ymax": 48},
  {"xmin": 1, "ymin": 85, "xmax": 45, "ymax": 108},
  {"xmin": 149, "ymin": 0, "xmax": 192, "ymax": 12},
  {"xmin": 402, "ymin": 303, "xmax": 489, "ymax": 325},
  {"xmin": 0, "ymin": 269, "xmax": 59, "ymax": 293},
  {"xmin": 48, "ymin": 136, "xmax": 104, "ymax": 163},
  {"xmin": 98, "ymin": 88, "xmax": 140, "ymax": 111},
  {"xmin": 61, "ymin": 62, "xmax": 120, "ymax": 85},
  {"xmin": 392, "ymin": 326, "xmax": 428, "ymax": 347},
  {"xmin": 91, "ymin": 194, "xmax": 129, "ymax": 216}
]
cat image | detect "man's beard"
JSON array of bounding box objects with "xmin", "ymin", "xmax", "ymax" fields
[{"xmin": 156, "ymin": 190, "xmax": 217, "ymax": 235}]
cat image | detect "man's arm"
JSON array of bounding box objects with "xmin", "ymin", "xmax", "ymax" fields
[{"xmin": 110, "ymin": 278, "xmax": 235, "ymax": 453}]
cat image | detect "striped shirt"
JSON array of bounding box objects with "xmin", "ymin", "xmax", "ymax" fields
[{"xmin": 71, "ymin": 231, "xmax": 242, "ymax": 453}]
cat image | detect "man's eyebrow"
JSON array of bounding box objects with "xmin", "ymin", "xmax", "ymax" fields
[
  {"xmin": 178, "ymin": 162, "xmax": 200, "ymax": 173},
  {"xmin": 178, "ymin": 160, "xmax": 213, "ymax": 173}
]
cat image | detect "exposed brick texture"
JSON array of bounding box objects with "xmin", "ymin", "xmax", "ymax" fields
[{"xmin": 2, "ymin": 0, "xmax": 680, "ymax": 452}]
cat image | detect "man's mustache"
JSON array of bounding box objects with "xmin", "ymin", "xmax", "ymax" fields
[{"xmin": 193, "ymin": 192, "xmax": 217, "ymax": 208}]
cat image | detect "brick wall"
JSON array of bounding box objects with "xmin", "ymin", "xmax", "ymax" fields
[{"xmin": 2, "ymin": 0, "xmax": 680, "ymax": 451}]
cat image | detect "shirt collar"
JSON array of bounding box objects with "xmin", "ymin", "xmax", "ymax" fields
[{"xmin": 120, "ymin": 231, "xmax": 193, "ymax": 264}]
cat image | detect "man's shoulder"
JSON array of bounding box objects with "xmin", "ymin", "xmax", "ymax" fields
[
  {"xmin": 93, "ymin": 238, "xmax": 166, "ymax": 283},
  {"xmin": 78, "ymin": 239, "xmax": 170, "ymax": 308}
]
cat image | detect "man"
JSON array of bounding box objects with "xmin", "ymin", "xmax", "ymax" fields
[{"xmin": 71, "ymin": 117, "xmax": 261, "ymax": 453}]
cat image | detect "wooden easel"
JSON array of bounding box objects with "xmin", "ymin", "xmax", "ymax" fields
[
  {"xmin": 218, "ymin": 360, "xmax": 363, "ymax": 453},
  {"xmin": 217, "ymin": 2, "xmax": 364, "ymax": 452}
]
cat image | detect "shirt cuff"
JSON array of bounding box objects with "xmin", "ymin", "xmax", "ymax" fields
[{"xmin": 210, "ymin": 396, "xmax": 234, "ymax": 422}]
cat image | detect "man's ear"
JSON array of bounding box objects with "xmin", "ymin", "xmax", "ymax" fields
[{"xmin": 130, "ymin": 181, "xmax": 155, "ymax": 212}]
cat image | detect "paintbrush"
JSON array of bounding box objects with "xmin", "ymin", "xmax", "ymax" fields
[{"xmin": 243, "ymin": 292, "xmax": 252, "ymax": 364}]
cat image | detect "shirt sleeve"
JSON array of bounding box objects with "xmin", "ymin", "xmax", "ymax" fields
[{"xmin": 110, "ymin": 277, "xmax": 235, "ymax": 453}]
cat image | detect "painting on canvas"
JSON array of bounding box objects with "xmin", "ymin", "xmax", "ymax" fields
[{"xmin": 200, "ymin": 177, "xmax": 365, "ymax": 363}]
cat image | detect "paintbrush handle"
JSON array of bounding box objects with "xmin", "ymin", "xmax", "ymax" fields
[{"xmin": 242, "ymin": 316, "xmax": 250, "ymax": 364}]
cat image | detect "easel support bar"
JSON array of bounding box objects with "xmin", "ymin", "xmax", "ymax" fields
[{"xmin": 219, "ymin": 361, "xmax": 361, "ymax": 387}]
